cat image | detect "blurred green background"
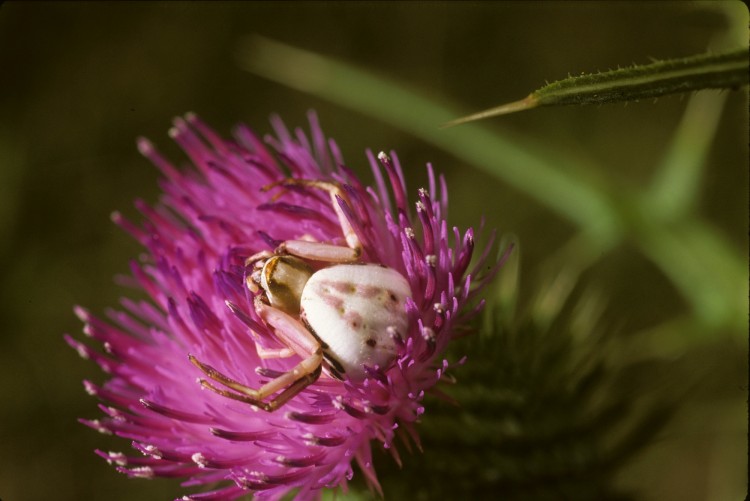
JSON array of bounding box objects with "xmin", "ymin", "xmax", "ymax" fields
[{"xmin": 0, "ymin": 2, "xmax": 746, "ymax": 500}]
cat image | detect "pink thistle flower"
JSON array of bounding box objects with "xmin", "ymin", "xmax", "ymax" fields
[{"xmin": 66, "ymin": 112, "xmax": 505, "ymax": 500}]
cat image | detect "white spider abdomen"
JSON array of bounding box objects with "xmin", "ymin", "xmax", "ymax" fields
[{"xmin": 300, "ymin": 264, "xmax": 411, "ymax": 381}]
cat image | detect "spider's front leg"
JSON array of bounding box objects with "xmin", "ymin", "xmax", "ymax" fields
[{"xmin": 265, "ymin": 179, "xmax": 363, "ymax": 263}]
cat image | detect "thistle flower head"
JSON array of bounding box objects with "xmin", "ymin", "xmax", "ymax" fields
[{"xmin": 66, "ymin": 112, "xmax": 503, "ymax": 500}]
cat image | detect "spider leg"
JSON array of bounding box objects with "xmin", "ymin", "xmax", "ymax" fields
[
  {"xmin": 244, "ymin": 250, "xmax": 274, "ymax": 294},
  {"xmin": 265, "ymin": 179, "xmax": 362, "ymax": 255},
  {"xmin": 189, "ymin": 350, "xmax": 323, "ymax": 412},
  {"xmin": 254, "ymin": 297, "xmax": 320, "ymax": 357},
  {"xmin": 278, "ymin": 239, "xmax": 360, "ymax": 263},
  {"xmin": 188, "ymin": 299, "xmax": 327, "ymax": 411},
  {"xmin": 244, "ymin": 250, "xmax": 274, "ymax": 268},
  {"xmin": 196, "ymin": 361, "xmax": 323, "ymax": 412},
  {"xmin": 255, "ymin": 345, "xmax": 295, "ymax": 359}
]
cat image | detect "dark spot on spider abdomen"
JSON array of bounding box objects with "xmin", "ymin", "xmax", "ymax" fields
[
  {"xmin": 366, "ymin": 338, "xmax": 377, "ymax": 348},
  {"xmin": 342, "ymin": 310, "xmax": 363, "ymax": 329}
]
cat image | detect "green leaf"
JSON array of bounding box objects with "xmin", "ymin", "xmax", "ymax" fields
[
  {"xmin": 648, "ymin": 90, "xmax": 727, "ymax": 220},
  {"xmin": 444, "ymin": 48, "xmax": 748, "ymax": 126}
]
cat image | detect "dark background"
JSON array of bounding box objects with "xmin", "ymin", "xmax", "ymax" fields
[{"xmin": 0, "ymin": 2, "xmax": 746, "ymax": 500}]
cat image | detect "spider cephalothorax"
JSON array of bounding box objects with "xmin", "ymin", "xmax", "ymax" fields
[{"xmin": 190, "ymin": 179, "xmax": 412, "ymax": 411}]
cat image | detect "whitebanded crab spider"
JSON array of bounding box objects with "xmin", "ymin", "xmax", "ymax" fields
[{"xmin": 189, "ymin": 178, "xmax": 412, "ymax": 411}]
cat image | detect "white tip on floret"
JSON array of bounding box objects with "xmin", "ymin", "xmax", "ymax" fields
[
  {"xmin": 191, "ymin": 452, "xmax": 208, "ymax": 468},
  {"xmin": 75, "ymin": 344, "xmax": 90, "ymax": 360},
  {"xmin": 172, "ymin": 116, "xmax": 187, "ymax": 129},
  {"xmin": 249, "ymin": 470, "xmax": 269, "ymax": 481},
  {"xmin": 73, "ymin": 305, "xmax": 90, "ymax": 322},
  {"xmin": 83, "ymin": 381, "xmax": 97, "ymax": 395},
  {"xmin": 143, "ymin": 444, "xmax": 162, "ymax": 459},
  {"xmin": 332, "ymin": 395, "xmax": 345, "ymax": 410},
  {"xmin": 136, "ymin": 137, "xmax": 154, "ymax": 156},
  {"xmin": 90, "ymin": 420, "xmax": 112, "ymax": 435},
  {"xmin": 130, "ymin": 466, "xmax": 155, "ymax": 479},
  {"xmin": 107, "ymin": 451, "xmax": 127, "ymax": 466},
  {"xmin": 302, "ymin": 432, "xmax": 318, "ymax": 446}
]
